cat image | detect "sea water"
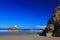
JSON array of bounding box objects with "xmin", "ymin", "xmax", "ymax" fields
[{"xmin": 0, "ymin": 30, "xmax": 42, "ymax": 35}]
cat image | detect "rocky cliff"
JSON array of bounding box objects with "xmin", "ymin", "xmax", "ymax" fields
[{"xmin": 40, "ymin": 5, "xmax": 60, "ymax": 37}]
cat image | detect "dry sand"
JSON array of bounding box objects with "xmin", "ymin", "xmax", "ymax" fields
[{"xmin": 0, "ymin": 34, "xmax": 60, "ymax": 40}]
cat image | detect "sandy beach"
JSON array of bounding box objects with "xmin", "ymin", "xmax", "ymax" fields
[{"xmin": 0, "ymin": 34, "xmax": 60, "ymax": 40}]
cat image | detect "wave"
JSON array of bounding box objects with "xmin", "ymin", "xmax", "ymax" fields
[{"xmin": 0, "ymin": 30, "xmax": 42, "ymax": 35}]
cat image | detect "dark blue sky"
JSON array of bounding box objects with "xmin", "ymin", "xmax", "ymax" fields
[{"xmin": 0, "ymin": 0, "xmax": 60, "ymax": 28}]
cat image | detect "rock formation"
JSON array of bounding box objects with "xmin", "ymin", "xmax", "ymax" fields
[
  {"xmin": 40, "ymin": 5, "xmax": 60, "ymax": 37},
  {"xmin": 9, "ymin": 25, "xmax": 20, "ymax": 34},
  {"xmin": 9, "ymin": 25, "xmax": 20, "ymax": 30}
]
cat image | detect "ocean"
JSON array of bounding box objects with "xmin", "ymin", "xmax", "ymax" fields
[{"xmin": 0, "ymin": 30, "xmax": 42, "ymax": 35}]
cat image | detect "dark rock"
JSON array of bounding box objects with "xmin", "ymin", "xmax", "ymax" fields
[
  {"xmin": 54, "ymin": 29, "xmax": 60, "ymax": 37},
  {"xmin": 40, "ymin": 5, "xmax": 60, "ymax": 37}
]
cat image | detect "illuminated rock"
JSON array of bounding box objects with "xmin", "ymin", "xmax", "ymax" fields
[
  {"xmin": 9, "ymin": 25, "xmax": 20, "ymax": 30},
  {"xmin": 8, "ymin": 25, "xmax": 20, "ymax": 34}
]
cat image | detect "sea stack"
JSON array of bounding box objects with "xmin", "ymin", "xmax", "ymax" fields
[
  {"xmin": 40, "ymin": 5, "xmax": 60, "ymax": 37},
  {"xmin": 9, "ymin": 25, "xmax": 20, "ymax": 30},
  {"xmin": 9, "ymin": 25, "xmax": 20, "ymax": 34}
]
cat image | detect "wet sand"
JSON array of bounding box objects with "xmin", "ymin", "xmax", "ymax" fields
[{"xmin": 0, "ymin": 34, "xmax": 60, "ymax": 40}]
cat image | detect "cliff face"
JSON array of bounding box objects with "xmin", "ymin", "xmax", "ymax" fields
[{"xmin": 40, "ymin": 5, "xmax": 60, "ymax": 37}]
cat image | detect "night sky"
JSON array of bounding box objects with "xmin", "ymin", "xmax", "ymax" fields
[{"xmin": 0, "ymin": 0, "xmax": 60, "ymax": 28}]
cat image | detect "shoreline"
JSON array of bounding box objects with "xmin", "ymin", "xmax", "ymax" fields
[{"xmin": 0, "ymin": 34, "xmax": 60, "ymax": 40}]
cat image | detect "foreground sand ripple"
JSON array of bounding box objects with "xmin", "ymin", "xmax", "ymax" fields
[{"xmin": 0, "ymin": 34, "xmax": 60, "ymax": 40}]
